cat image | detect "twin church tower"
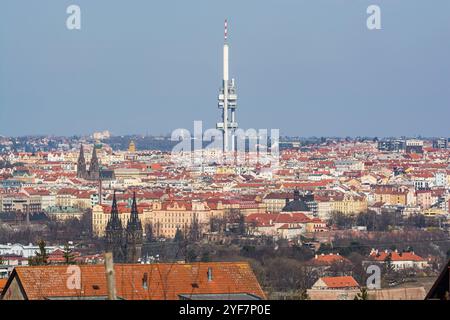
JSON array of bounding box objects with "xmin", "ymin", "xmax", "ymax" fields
[
  {"xmin": 104, "ymin": 191, "xmax": 143, "ymax": 263},
  {"xmin": 76, "ymin": 144, "xmax": 143, "ymax": 263},
  {"xmin": 76, "ymin": 144, "xmax": 100, "ymax": 180}
]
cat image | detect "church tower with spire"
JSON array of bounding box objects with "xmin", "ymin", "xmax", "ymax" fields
[
  {"xmin": 76, "ymin": 144, "xmax": 101, "ymax": 180},
  {"xmin": 76, "ymin": 144, "xmax": 87, "ymax": 179},
  {"xmin": 125, "ymin": 192, "xmax": 143, "ymax": 263},
  {"xmin": 104, "ymin": 191, "xmax": 143, "ymax": 263},
  {"xmin": 88, "ymin": 146, "xmax": 100, "ymax": 180},
  {"xmin": 105, "ymin": 191, "xmax": 125, "ymax": 263}
]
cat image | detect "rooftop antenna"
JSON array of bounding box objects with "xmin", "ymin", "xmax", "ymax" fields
[{"xmin": 224, "ymin": 19, "xmax": 228, "ymax": 43}]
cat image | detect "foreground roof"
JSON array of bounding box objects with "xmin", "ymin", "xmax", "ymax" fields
[
  {"xmin": 0, "ymin": 279, "xmax": 7, "ymax": 293},
  {"xmin": 1, "ymin": 262, "xmax": 266, "ymax": 300}
]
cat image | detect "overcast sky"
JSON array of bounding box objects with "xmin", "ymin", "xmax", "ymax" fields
[{"xmin": 1, "ymin": 0, "xmax": 449, "ymax": 137}]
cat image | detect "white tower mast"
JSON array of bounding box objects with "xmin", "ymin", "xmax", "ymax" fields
[
  {"xmin": 217, "ymin": 19, "xmax": 238, "ymax": 152},
  {"xmin": 223, "ymin": 19, "xmax": 229, "ymax": 152}
]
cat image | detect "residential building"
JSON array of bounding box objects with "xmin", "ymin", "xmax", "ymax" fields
[
  {"xmin": 366, "ymin": 249, "xmax": 429, "ymax": 270},
  {"xmin": 307, "ymin": 276, "xmax": 360, "ymax": 300}
]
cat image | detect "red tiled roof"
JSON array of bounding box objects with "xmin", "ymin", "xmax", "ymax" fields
[
  {"xmin": 5, "ymin": 262, "xmax": 266, "ymax": 300},
  {"xmin": 0, "ymin": 279, "xmax": 7, "ymax": 292},
  {"xmin": 320, "ymin": 276, "xmax": 359, "ymax": 288},
  {"xmin": 369, "ymin": 251, "xmax": 425, "ymax": 262},
  {"xmin": 309, "ymin": 253, "xmax": 350, "ymax": 266},
  {"xmin": 57, "ymin": 188, "xmax": 78, "ymax": 196},
  {"xmin": 161, "ymin": 200, "xmax": 193, "ymax": 211},
  {"xmin": 264, "ymin": 192, "xmax": 291, "ymax": 200},
  {"xmin": 279, "ymin": 180, "xmax": 333, "ymax": 190},
  {"xmin": 23, "ymin": 188, "xmax": 51, "ymax": 196}
]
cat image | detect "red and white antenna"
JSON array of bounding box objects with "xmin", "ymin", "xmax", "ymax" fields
[{"xmin": 224, "ymin": 19, "xmax": 228, "ymax": 42}]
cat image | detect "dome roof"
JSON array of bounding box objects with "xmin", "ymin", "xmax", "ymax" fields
[{"xmin": 282, "ymin": 190, "xmax": 310, "ymax": 212}]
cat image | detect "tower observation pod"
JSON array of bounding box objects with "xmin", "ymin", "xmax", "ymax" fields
[{"xmin": 217, "ymin": 19, "xmax": 238, "ymax": 152}]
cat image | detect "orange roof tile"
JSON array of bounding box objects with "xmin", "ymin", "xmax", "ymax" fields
[
  {"xmin": 0, "ymin": 279, "xmax": 7, "ymax": 292},
  {"xmin": 5, "ymin": 262, "xmax": 266, "ymax": 300},
  {"xmin": 369, "ymin": 251, "xmax": 425, "ymax": 262},
  {"xmin": 320, "ymin": 276, "xmax": 359, "ymax": 288},
  {"xmin": 309, "ymin": 253, "xmax": 351, "ymax": 266}
]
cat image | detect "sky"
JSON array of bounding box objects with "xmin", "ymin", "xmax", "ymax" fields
[{"xmin": 1, "ymin": 0, "xmax": 450, "ymax": 137}]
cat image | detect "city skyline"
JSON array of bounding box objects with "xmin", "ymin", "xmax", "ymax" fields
[
  {"xmin": 2, "ymin": 0, "xmax": 450, "ymax": 305},
  {"xmin": 1, "ymin": 0, "xmax": 450, "ymax": 137}
]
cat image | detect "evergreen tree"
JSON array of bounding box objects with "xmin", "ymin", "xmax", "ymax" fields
[
  {"xmin": 237, "ymin": 212, "xmax": 246, "ymax": 236},
  {"xmin": 30, "ymin": 240, "xmax": 48, "ymax": 266},
  {"xmin": 173, "ymin": 228, "xmax": 184, "ymax": 242},
  {"xmin": 145, "ymin": 223, "xmax": 154, "ymax": 242},
  {"xmin": 188, "ymin": 217, "xmax": 201, "ymax": 242},
  {"xmin": 63, "ymin": 243, "xmax": 75, "ymax": 264}
]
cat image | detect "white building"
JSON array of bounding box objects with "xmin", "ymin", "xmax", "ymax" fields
[
  {"xmin": 435, "ymin": 171, "xmax": 447, "ymax": 187},
  {"xmin": 0, "ymin": 243, "xmax": 60, "ymax": 258},
  {"xmin": 367, "ymin": 249, "xmax": 429, "ymax": 270}
]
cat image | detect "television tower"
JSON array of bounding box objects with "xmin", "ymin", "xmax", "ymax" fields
[{"xmin": 217, "ymin": 19, "xmax": 238, "ymax": 152}]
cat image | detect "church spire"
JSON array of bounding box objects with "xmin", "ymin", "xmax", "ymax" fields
[
  {"xmin": 77, "ymin": 144, "xmax": 87, "ymax": 179},
  {"xmin": 91, "ymin": 144, "xmax": 98, "ymax": 161},
  {"xmin": 105, "ymin": 190, "xmax": 125, "ymax": 263},
  {"xmin": 88, "ymin": 145, "xmax": 100, "ymax": 180},
  {"xmin": 127, "ymin": 192, "xmax": 142, "ymax": 231},
  {"xmin": 106, "ymin": 191, "xmax": 122, "ymax": 231},
  {"xmin": 125, "ymin": 192, "xmax": 143, "ymax": 263},
  {"xmin": 79, "ymin": 144, "xmax": 85, "ymax": 159},
  {"xmin": 111, "ymin": 191, "xmax": 119, "ymax": 220}
]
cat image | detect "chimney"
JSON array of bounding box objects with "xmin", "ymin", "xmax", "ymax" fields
[
  {"xmin": 142, "ymin": 273, "xmax": 148, "ymax": 290},
  {"xmin": 207, "ymin": 267, "xmax": 213, "ymax": 282}
]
